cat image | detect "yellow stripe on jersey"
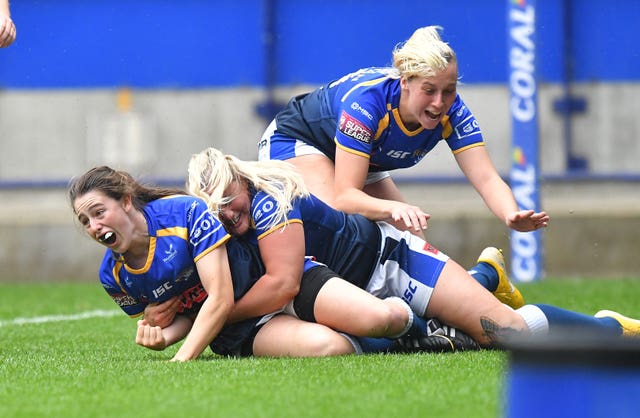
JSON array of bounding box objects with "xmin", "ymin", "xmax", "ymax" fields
[
  {"xmin": 335, "ymin": 138, "xmax": 371, "ymax": 159},
  {"xmin": 340, "ymin": 76, "xmax": 389, "ymax": 103},
  {"xmin": 157, "ymin": 226, "xmax": 189, "ymax": 240},
  {"xmin": 452, "ymin": 142, "xmax": 485, "ymax": 154},
  {"xmin": 194, "ymin": 234, "xmax": 230, "ymax": 263},
  {"xmin": 374, "ymin": 112, "xmax": 389, "ymax": 140},
  {"xmin": 123, "ymin": 237, "xmax": 157, "ymax": 274},
  {"xmin": 113, "ymin": 259, "xmax": 127, "ymax": 294},
  {"xmin": 441, "ymin": 115, "xmax": 452, "ymax": 139},
  {"xmin": 391, "ymin": 106, "xmax": 424, "ymax": 136},
  {"xmin": 257, "ymin": 219, "xmax": 303, "ymax": 240}
]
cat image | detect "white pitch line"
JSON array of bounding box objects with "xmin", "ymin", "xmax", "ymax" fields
[{"xmin": 0, "ymin": 309, "xmax": 121, "ymax": 327}]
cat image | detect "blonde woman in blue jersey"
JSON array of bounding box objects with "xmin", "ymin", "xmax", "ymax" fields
[
  {"xmin": 69, "ymin": 166, "xmax": 469, "ymax": 360},
  {"xmin": 258, "ymin": 26, "xmax": 549, "ymax": 255},
  {"xmin": 186, "ymin": 147, "xmax": 640, "ymax": 347}
]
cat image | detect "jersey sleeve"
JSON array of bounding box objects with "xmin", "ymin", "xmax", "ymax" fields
[
  {"xmin": 444, "ymin": 95, "xmax": 485, "ymax": 153},
  {"xmin": 333, "ymin": 79, "xmax": 389, "ymax": 159},
  {"xmin": 184, "ymin": 197, "xmax": 230, "ymax": 263},
  {"xmin": 252, "ymin": 190, "xmax": 303, "ymax": 240}
]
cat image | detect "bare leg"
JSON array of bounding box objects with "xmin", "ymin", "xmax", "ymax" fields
[
  {"xmin": 287, "ymin": 154, "xmax": 336, "ymax": 205},
  {"xmin": 426, "ymin": 259, "xmax": 528, "ymax": 346},
  {"xmin": 313, "ymin": 277, "xmax": 409, "ymax": 337},
  {"xmin": 252, "ymin": 314, "xmax": 355, "ymax": 357}
]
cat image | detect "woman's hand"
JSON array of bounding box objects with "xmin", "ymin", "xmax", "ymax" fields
[
  {"xmin": 0, "ymin": 13, "xmax": 16, "ymax": 48},
  {"xmin": 506, "ymin": 209, "xmax": 550, "ymax": 232},
  {"xmin": 143, "ymin": 296, "xmax": 181, "ymax": 328},
  {"xmin": 389, "ymin": 202, "xmax": 431, "ymax": 234},
  {"xmin": 135, "ymin": 319, "xmax": 167, "ymax": 351}
]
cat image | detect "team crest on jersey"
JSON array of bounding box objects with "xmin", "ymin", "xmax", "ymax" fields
[
  {"xmin": 422, "ymin": 242, "xmax": 439, "ymax": 254},
  {"xmin": 339, "ymin": 111, "xmax": 372, "ymax": 144}
]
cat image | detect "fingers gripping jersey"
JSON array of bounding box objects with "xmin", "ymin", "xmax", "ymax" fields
[
  {"xmin": 266, "ymin": 67, "xmax": 484, "ymax": 171},
  {"xmin": 99, "ymin": 196, "xmax": 262, "ymax": 318}
]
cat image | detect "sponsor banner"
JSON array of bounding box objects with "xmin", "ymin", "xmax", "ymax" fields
[{"xmin": 508, "ymin": 0, "xmax": 542, "ymax": 282}]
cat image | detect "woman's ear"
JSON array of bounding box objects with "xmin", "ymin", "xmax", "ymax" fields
[
  {"xmin": 399, "ymin": 76, "xmax": 408, "ymax": 90},
  {"xmin": 121, "ymin": 194, "xmax": 133, "ymax": 212}
]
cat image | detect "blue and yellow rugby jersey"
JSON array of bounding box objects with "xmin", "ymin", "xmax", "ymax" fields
[
  {"xmin": 272, "ymin": 67, "xmax": 483, "ymax": 172},
  {"xmin": 98, "ymin": 195, "xmax": 262, "ymax": 317},
  {"xmin": 248, "ymin": 190, "xmax": 380, "ymax": 289}
]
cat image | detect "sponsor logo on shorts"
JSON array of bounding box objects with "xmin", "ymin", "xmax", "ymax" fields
[
  {"xmin": 339, "ymin": 111, "xmax": 372, "ymax": 143},
  {"xmin": 423, "ymin": 242, "xmax": 439, "ymax": 254}
]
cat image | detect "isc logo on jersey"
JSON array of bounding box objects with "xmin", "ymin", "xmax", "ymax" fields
[{"xmin": 339, "ymin": 111, "xmax": 372, "ymax": 143}]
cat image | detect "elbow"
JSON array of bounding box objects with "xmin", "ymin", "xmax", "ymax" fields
[
  {"xmin": 278, "ymin": 278, "xmax": 300, "ymax": 301},
  {"xmin": 269, "ymin": 274, "xmax": 301, "ymax": 302},
  {"xmin": 332, "ymin": 193, "xmax": 351, "ymax": 213}
]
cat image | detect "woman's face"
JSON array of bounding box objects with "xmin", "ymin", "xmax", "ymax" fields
[
  {"xmin": 73, "ymin": 190, "xmax": 135, "ymax": 253},
  {"xmin": 399, "ymin": 62, "xmax": 458, "ymax": 130},
  {"xmin": 216, "ymin": 181, "xmax": 251, "ymax": 236}
]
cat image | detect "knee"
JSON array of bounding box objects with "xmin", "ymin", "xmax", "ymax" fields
[
  {"xmin": 307, "ymin": 331, "xmax": 355, "ymax": 356},
  {"xmin": 358, "ymin": 303, "xmax": 408, "ymax": 336}
]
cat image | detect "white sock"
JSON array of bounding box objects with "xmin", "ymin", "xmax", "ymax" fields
[{"xmin": 516, "ymin": 304, "xmax": 549, "ymax": 335}]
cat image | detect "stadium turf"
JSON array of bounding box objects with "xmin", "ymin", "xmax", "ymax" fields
[{"xmin": 0, "ymin": 278, "xmax": 638, "ymax": 418}]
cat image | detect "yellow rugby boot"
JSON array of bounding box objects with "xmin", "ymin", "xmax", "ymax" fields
[
  {"xmin": 594, "ymin": 310, "xmax": 640, "ymax": 337},
  {"xmin": 477, "ymin": 247, "xmax": 525, "ymax": 309}
]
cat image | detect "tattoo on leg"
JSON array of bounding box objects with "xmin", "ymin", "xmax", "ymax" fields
[{"xmin": 480, "ymin": 316, "xmax": 519, "ymax": 346}]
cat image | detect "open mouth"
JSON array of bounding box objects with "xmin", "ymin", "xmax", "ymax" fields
[
  {"xmin": 425, "ymin": 110, "xmax": 441, "ymax": 120},
  {"xmin": 98, "ymin": 231, "xmax": 116, "ymax": 245}
]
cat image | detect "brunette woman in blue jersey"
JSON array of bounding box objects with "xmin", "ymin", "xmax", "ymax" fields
[
  {"xmin": 69, "ymin": 166, "xmax": 466, "ymax": 360},
  {"xmin": 257, "ymin": 26, "xmax": 549, "ymax": 282},
  {"xmin": 186, "ymin": 148, "xmax": 640, "ymax": 347}
]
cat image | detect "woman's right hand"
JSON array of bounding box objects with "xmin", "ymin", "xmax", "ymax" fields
[
  {"xmin": 389, "ymin": 202, "xmax": 431, "ymax": 234},
  {"xmin": 135, "ymin": 319, "xmax": 167, "ymax": 351}
]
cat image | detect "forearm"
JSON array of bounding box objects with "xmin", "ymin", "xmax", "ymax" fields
[
  {"xmin": 172, "ymin": 297, "xmax": 232, "ymax": 361},
  {"xmin": 479, "ymin": 176, "xmax": 519, "ymax": 223},
  {"xmin": 228, "ymin": 273, "xmax": 298, "ymax": 323},
  {"xmin": 334, "ymin": 187, "xmax": 396, "ymax": 220},
  {"xmin": 162, "ymin": 315, "xmax": 192, "ymax": 347}
]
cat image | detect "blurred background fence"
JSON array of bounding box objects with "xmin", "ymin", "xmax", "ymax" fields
[{"xmin": 1, "ymin": 0, "xmax": 639, "ymax": 281}]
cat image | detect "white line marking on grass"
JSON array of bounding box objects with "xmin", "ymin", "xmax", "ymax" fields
[{"xmin": 0, "ymin": 309, "xmax": 121, "ymax": 327}]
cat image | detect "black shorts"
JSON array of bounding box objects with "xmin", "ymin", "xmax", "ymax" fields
[{"xmin": 293, "ymin": 264, "xmax": 341, "ymax": 323}]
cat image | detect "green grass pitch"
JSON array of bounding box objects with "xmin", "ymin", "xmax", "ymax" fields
[{"xmin": 0, "ymin": 278, "xmax": 638, "ymax": 418}]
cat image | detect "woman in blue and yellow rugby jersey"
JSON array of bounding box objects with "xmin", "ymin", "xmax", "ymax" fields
[
  {"xmin": 69, "ymin": 166, "xmax": 464, "ymax": 360},
  {"xmin": 258, "ymin": 26, "xmax": 549, "ymax": 237},
  {"xmin": 186, "ymin": 148, "xmax": 640, "ymax": 348}
]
